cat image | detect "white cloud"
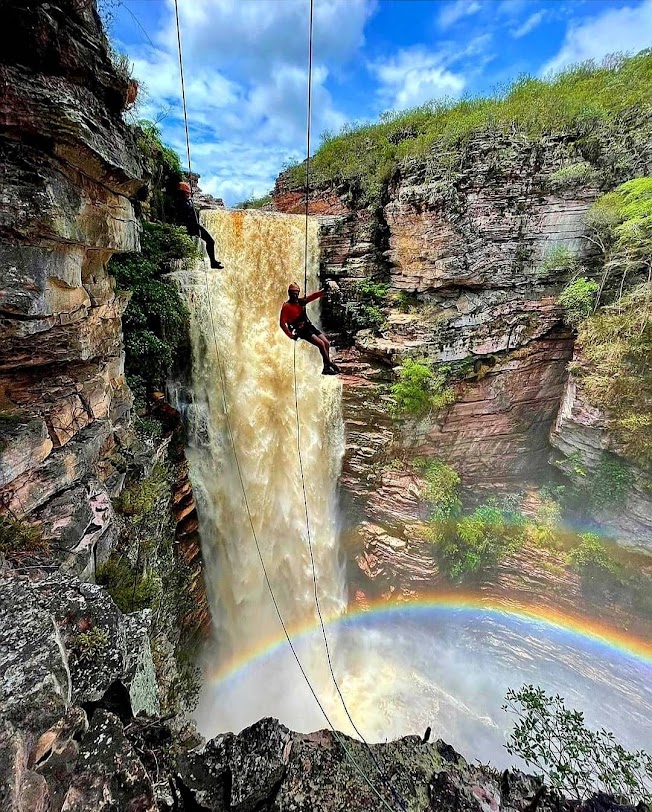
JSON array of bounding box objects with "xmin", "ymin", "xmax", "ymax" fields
[
  {"xmin": 496, "ymin": 0, "xmax": 530, "ymax": 18},
  {"xmin": 438, "ymin": 0, "xmax": 482, "ymax": 29},
  {"xmin": 123, "ymin": 0, "xmax": 376, "ymax": 205},
  {"xmin": 511, "ymin": 10, "xmax": 546, "ymax": 38},
  {"xmin": 542, "ymin": 0, "xmax": 652, "ymax": 75},
  {"xmin": 371, "ymin": 48, "xmax": 466, "ymax": 110}
]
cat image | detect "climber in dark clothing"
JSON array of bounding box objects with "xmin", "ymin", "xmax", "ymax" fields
[
  {"xmin": 178, "ymin": 182, "xmax": 223, "ymax": 269},
  {"xmin": 280, "ymin": 283, "xmax": 339, "ymax": 375}
]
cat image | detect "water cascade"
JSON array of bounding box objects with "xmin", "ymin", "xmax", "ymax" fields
[
  {"xmin": 172, "ymin": 210, "xmax": 652, "ymax": 765},
  {"xmin": 172, "ymin": 209, "xmax": 347, "ymax": 735}
]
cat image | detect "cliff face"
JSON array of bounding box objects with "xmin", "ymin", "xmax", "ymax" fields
[
  {"xmin": 0, "ymin": 0, "xmax": 144, "ymax": 574},
  {"xmin": 0, "ymin": 6, "xmax": 211, "ymax": 806},
  {"xmin": 550, "ymin": 371, "xmax": 652, "ymax": 547},
  {"xmin": 274, "ymin": 125, "xmax": 652, "ymax": 547}
]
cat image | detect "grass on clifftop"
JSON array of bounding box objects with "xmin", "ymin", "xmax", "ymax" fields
[{"xmin": 287, "ymin": 51, "xmax": 652, "ymax": 204}]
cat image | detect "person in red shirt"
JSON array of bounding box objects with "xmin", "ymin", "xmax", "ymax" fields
[{"xmin": 280, "ymin": 283, "xmax": 339, "ymax": 375}]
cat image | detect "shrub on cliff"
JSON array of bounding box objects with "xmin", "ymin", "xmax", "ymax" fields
[
  {"xmin": 504, "ymin": 685, "xmax": 652, "ymax": 804},
  {"xmin": 286, "ymin": 51, "xmax": 652, "ymax": 204},
  {"xmin": 96, "ymin": 559, "xmax": 161, "ymax": 614},
  {"xmin": 346, "ymin": 280, "xmax": 390, "ymax": 332},
  {"xmin": 585, "ymin": 177, "xmax": 652, "ymax": 302},
  {"xmin": 110, "ymin": 222, "xmax": 198, "ymax": 405},
  {"xmin": 390, "ymin": 359, "xmax": 456, "ymax": 417},
  {"xmin": 575, "ymin": 289, "xmax": 652, "ymax": 468},
  {"xmin": 414, "ymin": 457, "xmax": 461, "ymax": 520},
  {"xmin": 0, "ymin": 517, "xmax": 48, "ymax": 561},
  {"xmin": 567, "ymin": 532, "xmax": 617, "ymax": 577},
  {"xmin": 548, "ymin": 161, "xmax": 601, "ymax": 192},
  {"xmin": 236, "ymin": 194, "xmax": 272, "ymax": 209},
  {"xmin": 134, "ymin": 120, "xmax": 183, "ymax": 222},
  {"xmin": 431, "ymin": 501, "xmax": 524, "ymax": 580},
  {"xmin": 559, "ymin": 277, "xmax": 599, "ymax": 327}
]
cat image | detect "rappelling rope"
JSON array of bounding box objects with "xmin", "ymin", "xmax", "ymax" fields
[
  {"xmin": 293, "ymin": 4, "xmax": 408, "ymax": 811},
  {"xmin": 172, "ymin": 3, "xmax": 399, "ymax": 810}
]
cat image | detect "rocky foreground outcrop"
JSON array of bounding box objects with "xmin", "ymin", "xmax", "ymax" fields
[{"xmin": 0, "ymin": 569, "xmax": 639, "ymax": 812}]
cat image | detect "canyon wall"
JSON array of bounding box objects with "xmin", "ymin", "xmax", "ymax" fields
[
  {"xmin": 273, "ymin": 123, "xmax": 652, "ymax": 548},
  {"xmin": 0, "ymin": 0, "xmax": 144, "ymax": 569},
  {"xmin": 0, "ymin": 4, "xmax": 209, "ymax": 806}
]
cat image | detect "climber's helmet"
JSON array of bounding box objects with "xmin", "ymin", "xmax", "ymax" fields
[
  {"xmin": 178, "ymin": 181, "xmax": 191, "ymax": 198},
  {"xmin": 288, "ymin": 283, "xmax": 300, "ymax": 301}
]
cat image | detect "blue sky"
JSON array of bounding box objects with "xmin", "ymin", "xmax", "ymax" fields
[{"xmin": 106, "ymin": 0, "xmax": 652, "ymax": 205}]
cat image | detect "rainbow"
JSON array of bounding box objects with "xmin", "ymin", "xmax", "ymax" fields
[{"xmin": 208, "ymin": 594, "xmax": 652, "ymax": 686}]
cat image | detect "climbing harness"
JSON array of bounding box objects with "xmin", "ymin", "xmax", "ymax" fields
[
  {"xmin": 173, "ymin": 2, "xmax": 407, "ymax": 809},
  {"xmin": 292, "ymin": 4, "xmax": 408, "ymax": 810}
]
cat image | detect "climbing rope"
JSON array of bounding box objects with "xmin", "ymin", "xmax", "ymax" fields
[
  {"xmin": 293, "ymin": 3, "xmax": 408, "ymax": 810},
  {"xmin": 171, "ymin": 3, "xmax": 399, "ymax": 810},
  {"xmin": 302, "ymin": 0, "xmax": 314, "ymax": 294}
]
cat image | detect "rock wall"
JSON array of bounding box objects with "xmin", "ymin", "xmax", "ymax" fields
[
  {"xmin": 0, "ymin": 0, "xmax": 145, "ymax": 577},
  {"xmin": 274, "ymin": 125, "xmax": 652, "ymax": 543},
  {"xmin": 0, "ymin": 578, "xmax": 639, "ymax": 812},
  {"xmin": 550, "ymin": 370, "xmax": 652, "ymax": 549}
]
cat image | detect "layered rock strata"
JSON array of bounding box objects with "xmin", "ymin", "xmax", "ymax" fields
[
  {"xmin": 551, "ymin": 371, "xmax": 652, "ymax": 549},
  {"xmin": 274, "ymin": 124, "xmax": 652, "ymax": 546},
  {"xmin": 0, "ymin": 0, "xmax": 145, "ymax": 576}
]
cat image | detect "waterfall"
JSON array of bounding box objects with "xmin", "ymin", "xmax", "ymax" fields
[{"xmin": 172, "ymin": 209, "xmax": 347, "ymax": 735}]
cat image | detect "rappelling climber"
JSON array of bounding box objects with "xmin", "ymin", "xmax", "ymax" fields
[
  {"xmin": 280, "ymin": 283, "xmax": 340, "ymax": 375},
  {"xmin": 177, "ymin": 181, "xmax": 224, "ymax": 270}
]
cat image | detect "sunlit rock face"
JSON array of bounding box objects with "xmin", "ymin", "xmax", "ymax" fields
[
  {"xmin": 0, "ymin": 0, "xmax": 145, "ymax": 571},
  {"xmin": 273, "ymin": 126, "xmax": 652, "ymax": 537}
]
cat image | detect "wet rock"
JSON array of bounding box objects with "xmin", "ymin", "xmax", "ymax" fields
[
  {"xmin": 32, "ymin": 575, "xmax": 159, "ymax": 714},
  {"xmin": 550, "ymin": 372, "xmax": 652, "ymax": 551},
  {"xmin": 30, "ymin": 708, "xmax": 88, "ymax": 812},
  {"xmin": 123, "ymin": 612, "xmax": 161, "ymax": 718},
  {"xmin": 0, "ymin": 414, "xmax": 53, "ymax": 489},
  {"xmin": 0, "ymin": 420, "xmax": 114, "ymax": 518},
  {"xmin": 32, "ymin": 480, "xmax": 115, "ymax": 579},
  {"xmin": 60, "ymin": 710, "xmax": 156, "ymax": 812},
  {"xmin": 0, "ymin": 575, "xmax": 71, "ymax": 735}
]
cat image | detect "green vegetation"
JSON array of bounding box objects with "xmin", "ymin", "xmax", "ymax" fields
[
  {"xmin": 287, "ymin": 52, "xmax": 652, "ymax": 204},
  {"xmin": 587, "ymin": 453, "xmax": 634, "ymax": 508},
  {"xmin": 569, "ymin": 178, "xmax": 652, "ymax": 467},
  {"xmin": 71, "ymin": 628, "xmax": 109, "ymax": 662},
  {"xmin": 431, "ymin": 501, "xmax": 525, "ymax": 580},
  {"xmin": 577, "ymin": 292, "xmax": 651, "ymax": 467},
  {"xmin": 390, "ymin": 359, "xmax": 456, "ymax": 417},
  {"xmin": 116, "ymin": 462, "xmax": 170, "ymax": 518},
  {"xmin": 109, "ymin": 222, "xmax": 197, "ymax": 406},
  {"xmin": 539, "ymin": 245, "xmax": 581, "ymax": 280},
  {"xmin": 548, "ymin": 161, "xmax": 601, "ymax": 192},
  {"xmin": 354, "ymin": 280, "xmax": 391, "ymax": 301},
  {"xmin": 236, "ymin": 194, "xmax": 272, "ymax": 209},
  {"xmin": 414, "ymin": 457, "xmax": 461, "ymax": 520},
  {"xmin": 133, "ymin": 120, "xmax": 183, "ymax": 222},
  {"xmin": 394, "ymin": 290, "xmax": 419, "ymax": 312},
  {"xmin": 567, "ymin": 532, "xmax": 617, "ymax": 576},
  {"xmin": 0, "ymin": 516, "xmax": 48, "ymax": 560},
  {"xmin": 586, "ymin": 177, "xmax": 652, "ymax": 289},
  {"xmin": 347, "ymin": 279, "xmax": 391, "ymax": 331},
  {"xmin": 96, "ymin": 559, "xmax": 161, "ymax": 613},
  {"xmin": 559, "ymin": 277, "xmax": 599, "ymax": 326},
  {"xmin": 504, "ymin": 685, "xmax": 652, "ymax": 803},
  {"xmin": 107, "ymin": 459, "xmax": 202, "ymax": 711}
]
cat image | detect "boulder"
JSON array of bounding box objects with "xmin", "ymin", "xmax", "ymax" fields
[{"xmin": 60, "ymin": 710, "xmax": 156, "ymax": 812}]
